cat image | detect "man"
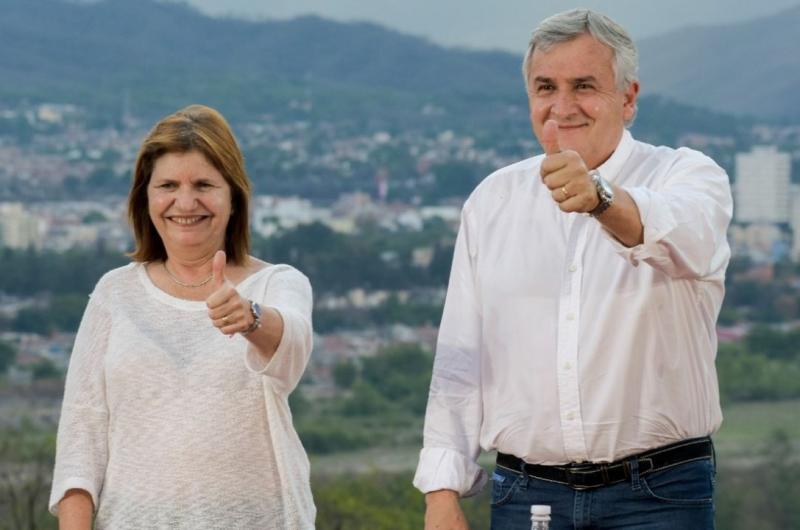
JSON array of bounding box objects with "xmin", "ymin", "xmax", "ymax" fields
[{"xmin": 414, "ymin": 9, "xmax": 732, "ymax": 530}]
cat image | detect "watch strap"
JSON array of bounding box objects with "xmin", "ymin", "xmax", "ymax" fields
[
  {"xmin": 589, "ymin": 170, "xmax": 614, "ymax": 217},
  {"xmin": 241, "ymin": 300, "xmax": 262, "ymax": 336}
]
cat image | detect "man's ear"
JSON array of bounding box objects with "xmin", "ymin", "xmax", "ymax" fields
[{"xmin": 623, "ymin": 80, "xmax": 640, "ymax": 123}]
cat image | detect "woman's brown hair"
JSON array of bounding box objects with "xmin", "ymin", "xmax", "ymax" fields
[{"xmin": 128, "ymin": 105, "xmax": 251, "ymax": 265}]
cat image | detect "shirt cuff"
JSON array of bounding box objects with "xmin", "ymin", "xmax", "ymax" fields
[
  {"xmin": 601, "ymin": 186, "xmax": 676, "ymax": 265},
  {"xmin": 243, "ymin": 306, "xmax": 288, "ymax": 374},
  {"xmin": 49, "ymin": 477, "xmax": 99, "ymax": 516},
  {"xmin": 413, "ymin": 447, "xmax": 488, "ymax": 498}
]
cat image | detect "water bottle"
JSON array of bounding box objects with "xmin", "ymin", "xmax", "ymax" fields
[{"xmin": 530, "ymin": 504, "xmax": 551, "ymax": 530}]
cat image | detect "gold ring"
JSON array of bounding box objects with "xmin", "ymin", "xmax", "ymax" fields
[
  {"xmin": 222, "ymin": 315, "xmax": 230, "ymax": 323},
  {"xmin": 561, "ymin": 185, "xmax": 569, "ymax": 199}
]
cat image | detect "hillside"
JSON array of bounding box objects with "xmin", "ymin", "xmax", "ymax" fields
[
  {"xmin": 0, "ymin": 0, "xmax": 776, "ymax": 137},
  {"xmin": 638, "ymin": 5, "xmax": 800, "ymax": 121}
]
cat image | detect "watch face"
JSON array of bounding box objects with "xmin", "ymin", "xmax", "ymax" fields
[
  {"xmin": 592, "ymin": 171, "xmax": 614, "ymax": 201},
  {"xmin": 599, "ymin": 178, "xmax": 614, "ymax": 200},
  {"xmin": 251, "ymin": 301, "xmax": 262, "ymax": 318}
]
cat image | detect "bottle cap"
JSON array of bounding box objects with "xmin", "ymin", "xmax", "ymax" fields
[{"xmin": 531, "ymin": 505, "xmax": 551, "ymax": 516}]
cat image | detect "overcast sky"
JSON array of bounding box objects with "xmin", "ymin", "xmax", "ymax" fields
[{"xmin": 176, "ymin": 0, "xmax": 800, "ymax": 52}]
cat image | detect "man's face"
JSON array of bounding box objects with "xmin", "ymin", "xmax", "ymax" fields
[{"xmin": 527, "ymin": 33, "xmax": 639, "ymax": 170}]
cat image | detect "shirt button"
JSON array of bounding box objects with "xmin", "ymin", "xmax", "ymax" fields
[
  {"xmin": 563, "ymin": 361, "xmax": 573, "ymax": 370},
  {"xmin": 566, "ymin": 313, "xmax": 575, "ymax": 321},
  {"xmin": 566, "ymin": 412, "xmax": 576, "ymax": 421},
  {"xmin": 568, "ymin": 264, "xmax": 578, "ymax": 272}
]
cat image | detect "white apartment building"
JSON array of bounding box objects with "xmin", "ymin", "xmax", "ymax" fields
[
  {"xmin": 791, "ymin": 185, "xmax": 800, "ymax": 261},
  {"xmin": 0, "ymin": 202, "xmax": 42, "ymax": 249},
  {"xmin": 735, "ymin": 146, "xmax": 792, "ymax": 224}
]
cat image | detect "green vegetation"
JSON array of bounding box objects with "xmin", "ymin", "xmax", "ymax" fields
[
  {"xmin": 294, "ymin": 344, "xmax": 432, "ymax": 454},
  {"xmin": 717, "ymin": 329, "xmax": 800, "ymax": 403},
  {"xmin": 0, "ymin": 247, "xmax": 127, "ymax": 298},
  {"xmin": 2, "ymin": 408, "xmax": 797, "ymax": 530},
  {"xmin": 0, "ymin": 422, "xmax": 55, "ymax": 530},
  {"xmin": 715, "ymin": 399, "xmax": 800, "ymax": 454},
  {"xmin": 715, "ymin": 429, "xmax": 800, "ymax": 530},
  {"xmin": 0, "ymin": 340, "xmax": 16, "ymax": 374},
  {"xmin": 253, "ymin": 220, "xmax": 454, "ymax": 295},
  {"xmin": 723, "ymin": 258, "xmax": 800, "ymax": 322}
]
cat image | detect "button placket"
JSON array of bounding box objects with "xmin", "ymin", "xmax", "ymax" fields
[{"xmin": 555, "ymin": 217, "xmax": 590, "ymax": 462}]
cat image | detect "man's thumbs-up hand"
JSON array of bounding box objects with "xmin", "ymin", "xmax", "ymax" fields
[
  {"xmin": 539, "ymin": 119, "xmax": 599, "ymax": 213},
  {"xmin": 540, "ymin": 119, "xmax": 561, "ymax": 156},
  {"xmin": 207, "ymin": 250, "xmax": 252, "ymax": 336}
]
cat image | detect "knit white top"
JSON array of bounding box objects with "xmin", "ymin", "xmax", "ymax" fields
[{"xmin": 49, "ymin": 262, "xmax": 316, "ymax": 529}]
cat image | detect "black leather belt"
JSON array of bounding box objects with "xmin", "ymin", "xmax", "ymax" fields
[{"xmin": 496, "ymin": 437, "xmax": 713, "ymax": 491}]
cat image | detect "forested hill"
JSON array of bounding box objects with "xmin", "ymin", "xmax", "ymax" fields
[
  {"xmin": 638, "ymin": 5, "xmax": 800, "ymax": 121},
  {"xmin": 0, "ymin": 0, "xmax": 522, "ymax": 125}
]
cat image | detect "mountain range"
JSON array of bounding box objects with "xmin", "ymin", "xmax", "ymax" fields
[
  {"xmin": 637, "ymin": 5, "xmax": 800, "ymax": 121},
  {"xmin": 1, "ymin": 0, "xmax": 797, "ymax": 123}
]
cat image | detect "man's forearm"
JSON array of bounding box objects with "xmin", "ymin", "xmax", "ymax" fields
[{"xmin": 425, "ymin": 489, "xmax": 470, "ymax": 530}]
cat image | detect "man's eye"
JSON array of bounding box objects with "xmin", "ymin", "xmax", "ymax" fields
[
  {"xmin": 536, "ymin": 85, "xmax": 555, "ymax": 93},
  {"xmin": 576, "ymin": 83, "xmax": 594, "ymax": 90}
]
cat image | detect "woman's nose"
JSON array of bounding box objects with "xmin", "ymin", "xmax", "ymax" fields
[{"xmin": 174, "ymin": 187, "xmax": 198, "ymax": 210}]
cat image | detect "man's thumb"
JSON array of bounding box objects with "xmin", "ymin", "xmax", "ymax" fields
[
  {"xmin": 212, "ymin": 250, "xmax": 227, "ymax": 288},
  {"xmin": 541, "ymin": 120, "xmax": 561, "ymax": 156}
]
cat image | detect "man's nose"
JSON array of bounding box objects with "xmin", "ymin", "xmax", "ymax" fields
[{"xmin": 550, "ymin": 91, "xmax": 578, "ymax": 118}]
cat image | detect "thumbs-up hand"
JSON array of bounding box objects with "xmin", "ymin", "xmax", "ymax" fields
[
  {"xmin": 206, "ymin": 250, "xmax": 253, "ymax": 336},
  {"xmin": 541, "ymin": 119, "xmax": 561, "ymax": 156},
  {"xmin": 211, "ymin": 250, "xmax": 227, "ymax": 290},
  {"xmin": 539, "ymin": 119, "xmax": 600, "ymax": 213}
]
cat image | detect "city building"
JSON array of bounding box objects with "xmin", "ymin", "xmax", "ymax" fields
[
  {"xmin": 735, "ymin": 145, "xmax": 791, "ymax": 224},
  {"xmin": 0, "ymin": 202, "xmax": 43, "ymax": 249}
]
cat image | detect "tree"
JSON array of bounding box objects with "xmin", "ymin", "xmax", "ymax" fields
[
  {"xmin": 31, "ymin": 360, "xmax": 60, "ymax": 381},
  {"xmin": 333, "ymin": 360, "xmax": 357, "ymax": 390},
  {"xmin": 0, "ymin": 423, "xmax": 56, "ymax": 530},
  {"xmin": 0, "ymin": 340, "xmax": 17, "ymax": 374}
]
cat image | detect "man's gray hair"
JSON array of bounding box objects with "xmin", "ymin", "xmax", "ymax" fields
[{"xmin": 522, "ymin": 9, "xmax": 639, "ymax": 92}]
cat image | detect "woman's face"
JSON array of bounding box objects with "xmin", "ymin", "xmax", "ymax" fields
[{"xmin": 147, "ymin": 150, "xmax": 232, "ymax": 258}]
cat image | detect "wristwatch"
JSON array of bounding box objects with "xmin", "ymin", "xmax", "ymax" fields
[
  {"xmin": 242, "ymin": 300, "xmax": 262, "ymax": 335},
  {"xmin": 588, "ymin": 170, "xmax": 614, "ymax": 217}
]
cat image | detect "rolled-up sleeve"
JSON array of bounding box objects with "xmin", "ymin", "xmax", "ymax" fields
[
  {"xmin": 244, "ymin": 267, "xmax": 313, "ymax": 395},
  {"xmin": 604, "ymin": 150, "xmax": 733, "ymax": 280},
  {"xmin": 414, "ymin": 201, "xmax": 487, "ymax": 497},
  {"xmin": 49, "ymin": 291, "xmax": 111, "ymax": 515}
]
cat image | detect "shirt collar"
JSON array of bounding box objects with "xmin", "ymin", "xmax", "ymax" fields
[{"xmin": 595, "ymin": 129, "xmax": 634, "ymax": 182}]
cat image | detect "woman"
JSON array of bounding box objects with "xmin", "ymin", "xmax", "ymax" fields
[{"xmin": 49, "ymin": 105, "xmax": 316, "ymax": 529}]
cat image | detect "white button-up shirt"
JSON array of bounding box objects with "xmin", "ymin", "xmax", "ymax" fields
[{"xmin": 413, "ymin": 130, "xmax": 733, "ymax": 496}]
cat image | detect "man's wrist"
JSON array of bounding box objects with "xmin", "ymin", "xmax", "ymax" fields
[
  {"xmin": 588, "ymin": 170, "xmax": 614, "ymax": 216},
  {"xmin": 425, "ymin": 489, "xmax": 460, "ymax": 505}
]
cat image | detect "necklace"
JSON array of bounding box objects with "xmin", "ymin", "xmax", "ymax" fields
[{"xmin": 163, "ymin": 262, "xmax": 214, "ymax": 288}]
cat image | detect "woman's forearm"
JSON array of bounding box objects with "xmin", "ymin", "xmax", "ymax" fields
[{"xmin": 58, "ymin": 489, "xmax": 93, "ymax": 530}]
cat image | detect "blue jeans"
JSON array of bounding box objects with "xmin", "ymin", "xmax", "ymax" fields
[{"xmin": 490, "ymin": 457, "xmax": 716, "ymax": 529}]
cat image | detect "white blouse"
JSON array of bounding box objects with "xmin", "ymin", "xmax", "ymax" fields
[
  {"xmin": 49, "ymin": 262, "xmax": 316, "ymax": 529},
  {"xmin": 414, "ymin": 130, "xmax": 733, "ymax": 497}
]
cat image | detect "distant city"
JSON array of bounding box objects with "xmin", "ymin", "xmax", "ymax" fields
[{"xmin": 1, "ymin": 101, "xmax": 798, "ymax": 262}]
